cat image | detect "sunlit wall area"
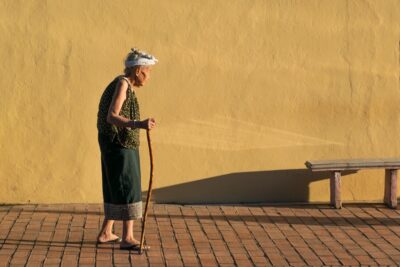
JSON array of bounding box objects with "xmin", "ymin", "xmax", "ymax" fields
[{"xmin": 0, "ymin": 0, "xmax": 399, "ymax": 204}]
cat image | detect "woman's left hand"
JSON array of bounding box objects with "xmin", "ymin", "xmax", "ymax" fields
[{"xmin": 142, "ymin": 118, "xmax": 156, "ymax": 130}]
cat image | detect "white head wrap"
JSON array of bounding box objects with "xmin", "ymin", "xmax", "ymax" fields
[{"xmin": 125, "ymin": 48, "xmax": 158, "ymax": 67}]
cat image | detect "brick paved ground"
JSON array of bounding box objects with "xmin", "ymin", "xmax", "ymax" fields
[{"xmin": 0, "ymin": 203, "xmax": 400, "ymax": 266}]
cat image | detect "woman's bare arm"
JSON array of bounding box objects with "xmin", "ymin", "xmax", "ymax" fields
[
  {"xmin": 106, "ymin": 78, "xmax": 156, "ymax": 130},
  {"xmin": 106, "ymin": 79, "xmax": 136, "ymax": 128}
]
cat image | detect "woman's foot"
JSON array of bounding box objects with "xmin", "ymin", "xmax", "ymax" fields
[
  {"xmin": 120, "ymin": 238, "xmax": 150, "ymax": 250},
  {"xmin": 120, "ymin": 237, "xmax": 140, "ymax": 247},
  {"xmin": 97, "ymin": 232, "xmax": 121, "ymax": 243}
]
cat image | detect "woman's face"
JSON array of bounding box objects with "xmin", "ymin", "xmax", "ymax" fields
[{"xmin": 135, "ymin": 66, "xmax": 151, "ymax": 86}]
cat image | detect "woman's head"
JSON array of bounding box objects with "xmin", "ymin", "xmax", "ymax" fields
[{"xmin": 124, "ymin": 48, "xmax": 157, "ymax": 87}]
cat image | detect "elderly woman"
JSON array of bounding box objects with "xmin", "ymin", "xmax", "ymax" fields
[{"xmin": 96, "ymin": 48, "xmax": 157, "ymax": 250}]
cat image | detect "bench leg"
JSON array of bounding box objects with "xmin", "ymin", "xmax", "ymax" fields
[
  {"xmin": 330, "ymin": 171, "xmax": 342, "ymax": 209},
  {"xmin": 384, "ymin": 169, "xmax": 397, "ymax": 209}
]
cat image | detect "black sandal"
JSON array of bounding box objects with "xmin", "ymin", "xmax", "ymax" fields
[
  {"xmin": 120, "ymin": 243, "xmax": 151, "ymax": 251},
  {"xmin": 97, "ymin": 236, "xmax": 122, "ymax": 244}
]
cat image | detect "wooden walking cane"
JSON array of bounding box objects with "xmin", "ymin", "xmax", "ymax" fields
[{"xmin": 139, "ymin": 129, "xmax": 154, "ymax": 254}]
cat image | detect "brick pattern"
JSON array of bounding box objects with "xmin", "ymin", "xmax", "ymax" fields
[{"xmin": 0, "ymin": 203, "xmax": 400, "ymax": 266}]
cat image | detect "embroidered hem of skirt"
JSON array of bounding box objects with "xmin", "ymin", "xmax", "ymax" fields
[{"xmin": 104, "ymin": 201, "xmax": 142, "ymax": 220}]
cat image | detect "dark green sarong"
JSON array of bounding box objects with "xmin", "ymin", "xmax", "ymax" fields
[{"xmin": 98, "ymin": 133, "xmax": 142, "ymax": 220}]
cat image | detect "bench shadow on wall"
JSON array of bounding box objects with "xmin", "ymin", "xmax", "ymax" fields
[{"xmin": 144, "ymin": 169, "xmax": 357, "ymax": 204}]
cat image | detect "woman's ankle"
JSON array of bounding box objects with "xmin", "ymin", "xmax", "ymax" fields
[{"xmin": 99, "ymin": 230, "xmax": 112, "ymax": 236}]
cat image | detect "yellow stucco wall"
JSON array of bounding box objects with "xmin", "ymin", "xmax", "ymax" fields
[{"xmin": 0, "ymin": 0, "xmax": 399, "ymax": 204}]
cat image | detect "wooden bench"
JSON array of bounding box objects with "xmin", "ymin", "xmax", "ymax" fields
[{"xmin": 305, "ymin": 159, "xmax": 399, "ymax": 209}]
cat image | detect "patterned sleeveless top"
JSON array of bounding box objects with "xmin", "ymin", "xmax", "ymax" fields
[{"xmin": 97, "ymin": 75, "xmax": 140, "ymax": 149}]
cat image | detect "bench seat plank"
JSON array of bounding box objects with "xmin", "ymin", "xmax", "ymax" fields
[{"xmin": 305, "ymin": 158, "xmax": 400, "ymax": 171}]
